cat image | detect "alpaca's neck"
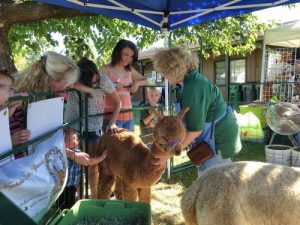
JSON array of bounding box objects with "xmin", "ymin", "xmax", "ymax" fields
[
  {"xmin": 148, "ymin": 142, "xmax": 170, "ymax": 170},
  {"xmin": 150, "ymin": 142, "xmax": 169, "ymax": 157}
]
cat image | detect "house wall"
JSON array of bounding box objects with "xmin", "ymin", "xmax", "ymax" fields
[
  {"xmin": 139, "ymin": 48, "xmax": 263, "ymax": 83},
  {"xmin": 201, "ymin": 48, "xmax": 262, "ymax": 82}
]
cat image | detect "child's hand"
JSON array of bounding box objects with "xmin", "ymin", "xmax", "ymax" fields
[
  {"xmin": 73, "ymin": 152, "xmax": 91, "ymax": 166},
  {"xmin": 11, "ymin": 129, "xmax": 31, "ymax": 146},
  {"xmin": 89, "ymin": 150, "xmax": 107, "ymax": 165},
  {"xmin": 149, "ymin": 121, "xmax": 155, "ymax": 128},
  {"xmin": 149, "ymin": 108, "xmax": 161, "ymax": 120}
]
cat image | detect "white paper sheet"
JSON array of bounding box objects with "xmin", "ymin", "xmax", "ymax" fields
[
  {"xmin": 0, "ymin": 107, "xmax": 14, "ymax": 166},
  {"xmin": 27, "ymin": 97, "xmax": 64, "ymax": 140}
]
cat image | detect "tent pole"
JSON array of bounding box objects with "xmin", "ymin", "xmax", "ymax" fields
[
  {"xmin": 163, "ymin": 29, "xmax": 172, "ymax": 179},
  {"xmin": 260, "ymin": 40, "xmax": 266, "ymax": 101},
  {"xmin": 164, "ymin": 30, "xmax": 169, "ymax": 115}
]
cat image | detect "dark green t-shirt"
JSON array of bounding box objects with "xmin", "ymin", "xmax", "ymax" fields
[
  {"xmin": 180, "ymin": 70, "xmax": 226, "ymax": 131},
  {"xmin": 180, "ymin": 70, "xmax": 241, "ymax": 158}
]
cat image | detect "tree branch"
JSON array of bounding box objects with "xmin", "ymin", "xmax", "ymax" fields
[{"xmin": 1, "ymin": 0, "xmax": 94, "ymax": 26}]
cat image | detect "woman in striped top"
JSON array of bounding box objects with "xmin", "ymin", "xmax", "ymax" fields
[{"xmin": 99, "ymin": 39, "xmax": 148, "ymax": 132}]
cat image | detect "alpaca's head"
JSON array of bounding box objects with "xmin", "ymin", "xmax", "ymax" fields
[{"xmin": 152, "ymin": 108, "xmax": 188, "ymax": 156}]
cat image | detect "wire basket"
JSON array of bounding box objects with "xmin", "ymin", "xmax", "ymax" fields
[
  {"xmin": 292, "ymin": 146, "xmax": 300, "ymax": 167},
  {"xmin": 265, "ymin": 144, "xmax": 291, "ymax": 166}
]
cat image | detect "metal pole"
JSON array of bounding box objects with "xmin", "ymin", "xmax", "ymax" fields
[
  {"xmin": 198, "ymin": 36, "xmax": 203, "ymax": 74},
  {"xmin": 164, "ymin": 30, "xmax": 169, "ymax": 116},
  {"xmin": 162, "ymin": 29, "xmax": 172, "ymax": 179}
]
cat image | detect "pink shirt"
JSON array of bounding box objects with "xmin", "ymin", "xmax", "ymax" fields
[{"xmin": 104, "ymin": 66, "xmax": 133, "ymax": 120}]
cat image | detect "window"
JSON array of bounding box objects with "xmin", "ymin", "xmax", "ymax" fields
[
  {"xmin": 230, "ymin": 59, "xmax": 246, "ymax": 83},
  {"xmin": 215, "ymin": 59, "xmax": 246, "ymax": 84},
  {"xmin": 215, "ymin": 61, "xmax": 226, "ymax": 85}
]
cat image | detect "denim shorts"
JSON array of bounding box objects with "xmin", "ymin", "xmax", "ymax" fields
[
  {"xmin": 102, "ymin": 119, "xmax": 134, "ymax": 132},
  {"xmin": 83, "ymin": 130, "xmax": 101, "ymax": 144}
]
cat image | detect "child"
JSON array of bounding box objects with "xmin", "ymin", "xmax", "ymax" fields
[
  {"xmin": 59, "ymin": 128, "xmax": 107, "ymax": 209},
  {"xmin": 0, "ymin": 69, "xmax": 30, "ymax": 152},
  {"xmin": 0, "ymin": 69, "xmax": 10, "ymax": 107},
  {"xmin": 140, "ymin": 87, "xmax": 164, "ymax": 146}
]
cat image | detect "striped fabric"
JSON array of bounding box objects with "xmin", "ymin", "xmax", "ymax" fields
[
  {"xmin": 66, "ymin": 147, "xmax": 81, "ymax": 187},
  {"xmin": 9, "ymin": 108, "xmax": 27, "ymax": 158},
  {"xmin": 104, "ymin": 66, "xmax": 133, "ymax": 121}
]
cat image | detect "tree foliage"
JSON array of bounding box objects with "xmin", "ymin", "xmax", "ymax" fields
[
  {"xmin": 8, "ymin": 15, "xmax": 163, "ymax": 68},
  {"xmin": 171, "ymin": 14, "xmax": 270, "ymax": 58}
]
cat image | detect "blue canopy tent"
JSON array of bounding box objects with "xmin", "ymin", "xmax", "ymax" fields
[{"xmin": 35, "ymin": 0, "xmax": 300, "ymax": 31}]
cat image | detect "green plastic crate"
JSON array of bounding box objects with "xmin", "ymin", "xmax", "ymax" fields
[{"xmin": 49, "ymin": 199, "xmax": 151, "ymax": 225}]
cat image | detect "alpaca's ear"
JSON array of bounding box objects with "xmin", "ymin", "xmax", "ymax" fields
[{"xmin": 177, "ymin": 107, "xmax": 189, "ymax": 120}]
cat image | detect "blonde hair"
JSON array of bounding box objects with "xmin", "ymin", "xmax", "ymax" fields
[
  {"xmin": 146, "ymin": 87, "xmax": 162, "ymax": 94},
  {"xmin": 15, "ymin": 51, "xmax": 79, "ymax": 93},
  {"xmin": 153, "ymin": 47, "xmax": 198, "ymax": 83}
]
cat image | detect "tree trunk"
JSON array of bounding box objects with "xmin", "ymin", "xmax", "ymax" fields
[
  {"xmin": 0, "ymin": 0, "xmax": 92, "ymax": 73},
  {"xmin": 0, "ymin": 21, "xmax": 16, "ymax": 73}
]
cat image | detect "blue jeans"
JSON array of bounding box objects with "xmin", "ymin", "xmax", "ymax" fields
[{"xmin": 102, "ymin": 118, "xmax": 134, "ymax": 132}]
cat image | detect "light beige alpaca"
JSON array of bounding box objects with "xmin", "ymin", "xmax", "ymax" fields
[
  {"xmin": 181, "ymin": 161, "xmax": 300, "ymax": 225},
  {"xmin": 96, "ymin": 109, "xmax": 188, "ymax": 203}
]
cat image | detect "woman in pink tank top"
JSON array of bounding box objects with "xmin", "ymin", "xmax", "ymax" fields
[{"xmin": 99, "ymin": 39, "xmax": 148, "ymax": 132}]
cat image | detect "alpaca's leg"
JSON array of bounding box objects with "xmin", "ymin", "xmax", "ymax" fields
[
  {"xmin": 138, "ymin": 188, "xmax": 151, "ymax": 203},
  {"xmin": 97, "ymin": 165, "xmax": 115, "ymax": 199},
  {"xmin": 114, "ymin": 177, "xmax": 123, "ymax": 200},
  {"xmin": 121, "ymin": 182, "xmax": 138, "ymax": 202}
]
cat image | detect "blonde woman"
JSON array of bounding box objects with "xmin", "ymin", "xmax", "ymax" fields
[
  {"xmin": 152, "ymin": 47, "xmax": 241, "ymax": 174},
  {"xmin": 15, "ymin": 51, "xmax": 79, "ymax": 93}
]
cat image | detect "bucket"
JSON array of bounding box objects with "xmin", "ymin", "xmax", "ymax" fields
[
  {"xmin": 292, "ymin": 146, "xmax": 300, "ymax": 167},
  {"xmin": 265, "ymin": 144, "xmax": 291, "ymax": 166}
]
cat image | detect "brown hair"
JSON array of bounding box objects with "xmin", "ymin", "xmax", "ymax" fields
[{"xmin": 111, "ymin": 39, "xmax": 138, "ymax": 71}]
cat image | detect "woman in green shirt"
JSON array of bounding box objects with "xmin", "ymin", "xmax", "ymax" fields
[{"xmin": 152, "ymin": 47, "xmax": 241, "ymax": 173}]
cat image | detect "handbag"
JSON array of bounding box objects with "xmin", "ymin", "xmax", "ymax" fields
[
  {"xmin": 187, "ymin": 141, "xmax": 214, "ymax": 165},
  {"xmin": 187, "ymin": 84, "xmax": 218, "ymax": 165}
]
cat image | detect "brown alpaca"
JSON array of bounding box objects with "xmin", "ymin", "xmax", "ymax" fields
[
  {"xmin": 96, "ymin": 108, "xmax": 188, "ymax": 203},
  {"xmin": 181, "ymin": 161, "xmax": 300, "ymax": 225}
]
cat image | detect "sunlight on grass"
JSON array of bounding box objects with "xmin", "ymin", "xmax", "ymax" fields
[{"xmin": 151, "ymin": 182, "xmax": 186, "ymax": 225}]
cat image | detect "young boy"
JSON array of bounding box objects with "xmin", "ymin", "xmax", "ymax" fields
[
  {"xmin": 140, "ymin": 87, "xmax": 164, "ymax": 146},
  {"xmin": 0, "ymin": 69, "xmax": 30, "ymax": 152},
  {"xmin": 59, "ymin": 128, "xmax": 106, "ymax": 209}
]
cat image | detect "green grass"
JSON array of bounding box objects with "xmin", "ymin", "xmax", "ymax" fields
[{"xmin": 233, "ymin": 140, "xmax": 266, "ymax": 162}]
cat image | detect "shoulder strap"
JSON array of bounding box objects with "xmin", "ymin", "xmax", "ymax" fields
[{"xmin": 210, "ymin": 84, "xmax": 218, "ymax": 153}]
